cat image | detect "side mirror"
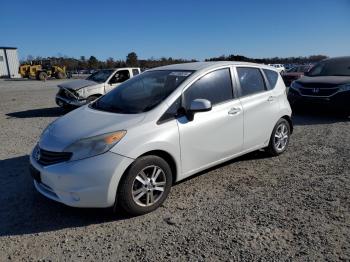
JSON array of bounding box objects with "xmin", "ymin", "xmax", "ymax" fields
[{"xmin": 189, "ymin": 99, "xmax": 212, "ymax": 113}]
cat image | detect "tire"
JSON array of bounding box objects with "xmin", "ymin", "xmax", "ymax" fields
[
  {"xmin": 266, "ymin": 118, "xmax": 291, "ymax": 156},
  {"xmin": 118, "ymin": 155, "xmax": 173, "ymax": 215},
  {"xmin": 56, "ymin": 72, "xmax": 66, "ymax": 79},
  {"xmin": 38, "ymin": 71, "xmax": 47, "ymax": 81},
  {"xmin": 86, "ymin": 95, "xmax": 99, "ymax": 103}
]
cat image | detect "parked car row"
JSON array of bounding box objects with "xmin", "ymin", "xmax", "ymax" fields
[
  {"xmin": 282, "ymin": 65, "xmax": 312, "ymax": 86},
  {"xmin": 268, "ymin": 64, "xmax": 285, "ymax": 74}
]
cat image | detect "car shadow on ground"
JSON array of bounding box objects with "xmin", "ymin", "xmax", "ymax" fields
[
  {"xmin": 292, "ymin": 106, "xmax": 349, "ymax": 126},
  {"xmin": 6, "ymin": 107, "xmax": 66, "ymax": 119},
  {"xmin": 174, "ymin": 150, "xmax": 272, "ymax": 187},
  {"xmin": 0, "ymin": 155, "xmax": 130, "ymax": 237}
]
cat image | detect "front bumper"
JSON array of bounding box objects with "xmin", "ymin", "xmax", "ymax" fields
[
  {"xmin": 56, "ymin": 95, "xmax": 87, "ymax": 107},
  {"xmin": 29, "ymin": 150, "xmax": 134, "ymax": 208},
  {"xmin": 288, "ymin": 88, "xmax": 350, "ymax": 109}
]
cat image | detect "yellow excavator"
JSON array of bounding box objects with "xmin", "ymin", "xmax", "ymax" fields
[{"xmin": 19, "ymin": 60, "xmax": 67, "ymax": 80}]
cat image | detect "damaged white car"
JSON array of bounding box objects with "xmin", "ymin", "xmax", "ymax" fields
[{"xmin": 56, "ymin": 68, "xmax": 141, "ymax": 108}]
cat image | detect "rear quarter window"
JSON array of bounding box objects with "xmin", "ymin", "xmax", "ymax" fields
[
  {"xmin": 237, "ymin": 67, "xmax": 266, "ymax": 96},
  {"xmin": 263, "ymin": 69, "xmax": 279, "ymax": 89}
]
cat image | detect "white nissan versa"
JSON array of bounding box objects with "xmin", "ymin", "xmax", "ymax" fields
[{"xmin": 30, "ymin": 62, "xmax": 292, "ymax": 215}]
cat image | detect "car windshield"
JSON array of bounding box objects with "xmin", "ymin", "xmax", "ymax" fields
[
  {"xmin": 86, "ymin": 69, "xmax": 114, "ymax": 83},
  {"xmin": 91, "ymin": 70, "xmax": 194, "ymax": 114},
  {"xmin": 307, "ymin": 59, "xmax": 350, "ymax": 77}
]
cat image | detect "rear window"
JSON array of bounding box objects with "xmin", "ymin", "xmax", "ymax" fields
[
  {"xmin": 263, "ymin": 69, "xmax": 279, "ymax": 89},
  {"xmin": 132, "ymin": 69, "xmax": 139, "ymax": 76}
]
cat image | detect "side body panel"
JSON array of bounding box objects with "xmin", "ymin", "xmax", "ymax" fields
[{"xmin": 233, "ymin": 66, "xmax": 282, "ymax": 151}]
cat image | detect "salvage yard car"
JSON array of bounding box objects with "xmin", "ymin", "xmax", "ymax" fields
[
  {"xmin": 282, "ymin": 65, "xmax": 312, "ymax": 87},
  {"xmin": 288, "ymin": 56, "xmax": 350, "ymax": 111},
  {"xmin": 268, "ymin": 64, "xmax": 285, "ymax": 74},
  {"xmin": 30, "ymin": 62, "xmax": 292, "ymax": 215},
  {"xmin": 56, "ymin": 67, "xmax": 141, "ymax": 108}
]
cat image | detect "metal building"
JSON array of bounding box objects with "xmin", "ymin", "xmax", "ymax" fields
[{"xmin": 0, "ymin": 47, "xmax": 21, "ymax": 78}]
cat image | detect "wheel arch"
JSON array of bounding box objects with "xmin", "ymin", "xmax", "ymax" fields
[
  {"xmin": 113, "ymin": 149, "xmax": 178, "ymax": 211},
  {"xmin": 281, "ymin": 115, "xmax": 293, "ymax": 134},
  {"xmin": 138, "ymin": 150, "xmax": 178, "ymax": 184}
]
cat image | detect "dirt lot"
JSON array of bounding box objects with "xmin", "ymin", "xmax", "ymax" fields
[{"xmin": 0, "ymin": 79, "xmax": 349, "ymax": 261}]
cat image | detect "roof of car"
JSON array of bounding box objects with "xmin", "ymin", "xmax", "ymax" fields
[
  {"xmin": 151, "ymin": 61, "xmax": 270, "ymax": 71},
  {"xmin": 321, "ymin": 56, "xmax": 350, "ymax": 62}
]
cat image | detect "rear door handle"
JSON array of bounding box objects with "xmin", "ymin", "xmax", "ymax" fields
[{"xmin": 228, "ymin": 107, "xmax": 241, "ymax": 115}]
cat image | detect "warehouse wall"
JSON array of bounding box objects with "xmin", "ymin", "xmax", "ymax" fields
[
  {"xmin": 0, "ymin": 48, "xmax": 21, "ymax": 78},
  {"xmin": 6, "ymin": 49, "xmax": 20, "ymax": 78},
  {"xmin": 0, "ymin": 49, "xmax": 9, "ymax": 77}
]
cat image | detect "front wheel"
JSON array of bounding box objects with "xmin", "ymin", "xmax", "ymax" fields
[
  {"xmin": 86, "ymin": 95, "xmax": 99, "ymax": 103},
  {"xmin": 118, "ymin": 156, "xmax": 172, "ymax": 215},
  {"xmin": 266, "ymin": 118, "xmax": 290, "ymax": 156}
]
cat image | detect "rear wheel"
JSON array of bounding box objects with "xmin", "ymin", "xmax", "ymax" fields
[
  {"xmin": 118, "ymin": 155, "xmax": 172, "ymax": 215},
  {"xmin": 266, "ymin": 118, "xmax": 290, "ymax": 156},
  {"xmin": 38, "ymin": 71, "xmax": 47, "ymax": 81}
]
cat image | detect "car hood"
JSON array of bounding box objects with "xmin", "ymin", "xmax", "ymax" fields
[
  {"xmin": 39, "ymin": 105, "xmax": 145, "ymax": 152},
  {"xmin": 58, "ymin": 79, "xmax": 99, "ymax": 90},
  {"xmin": 297, "ymin": 76, "xmax": 350, "ymax": 86}
]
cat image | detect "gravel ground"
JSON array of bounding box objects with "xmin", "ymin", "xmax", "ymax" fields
[{"xmin": 0, "ymin": 79, "xmax": 349, "ymax": 261}]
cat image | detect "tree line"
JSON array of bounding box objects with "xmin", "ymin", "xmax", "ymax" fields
[
  {"xmin": 21, "ymin": 52, "xmax": 328, "ymax": 71},
  {"xmin": 205, "ymin": 54, "xmax": 328, "ymax": 65}
]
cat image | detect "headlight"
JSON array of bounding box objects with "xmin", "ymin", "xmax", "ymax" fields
[
  {"xmin": 290, "ymin": 81, "xmax": 302, "ymax": 90},
  {"xmin": 338, "ymin": 83, "xmax": 350, "ymax": 92},
  {"xmin": 64, "ymin": 130, "xmax": 127, "ymax": 161},
  {"xmin": 76, "ymin": 88, "xmax": 85, "ymax": 97}
]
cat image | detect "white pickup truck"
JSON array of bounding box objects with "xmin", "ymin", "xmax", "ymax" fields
[{"xmin": 56, "ymin": 67, "xmax": 141, "ymax": 108}]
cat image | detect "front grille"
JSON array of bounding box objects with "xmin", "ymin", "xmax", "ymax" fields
[
  {"xmin": 300, "ymin": 82, "xmax": 338, "ymax": 88},
  {"xmin": 37, "ymin": 147, "xmax": 72, "ymax": 166},
  {"xmin": 58, "ymin": 88, "xmax": 77, "ymax": 99},
  {"xmin": 299, "ymin": 87, "xmax": 339, "ymax": 97}
]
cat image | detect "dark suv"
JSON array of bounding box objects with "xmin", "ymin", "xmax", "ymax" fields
[{"xmin": 288, "ymin": 56, "xmax": 350, "ymax": 111}]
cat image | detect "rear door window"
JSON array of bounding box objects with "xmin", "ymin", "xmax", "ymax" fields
[
  {"xmin": 132, "ymin": 69, "xmax": 139, "ymax": 76},
  {"xmin": 237, "ymin": 67, "xmax": 267, "ymax": 96}
]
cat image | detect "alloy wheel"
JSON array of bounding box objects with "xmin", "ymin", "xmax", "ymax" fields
[
  {"xmin": 132, "ymin": 165, "xmax": 167, "ymax": 207},
  {"xmin": 274, "ymin": 123, "xmax": 289, "ymax": 151}
]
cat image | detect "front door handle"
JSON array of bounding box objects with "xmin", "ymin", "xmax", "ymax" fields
[
  {"xmin": 228, "ymin": 107, "xmax": 241, "ymax": 115},
  {"xmin": 267, "ymin": 96, "xmax": 276, "ymax": 102}
]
